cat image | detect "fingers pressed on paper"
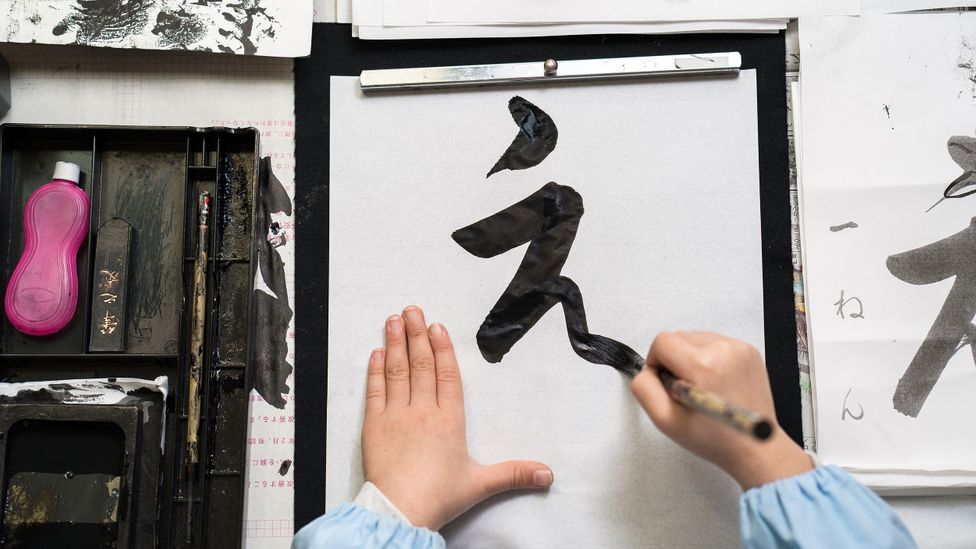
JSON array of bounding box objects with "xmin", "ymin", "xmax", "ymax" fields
[
  {"xmin": 429, "ymin": 322, "xmax": 463, "ymax": 408},
  {"xmin": 365, "ymin": 348, "xmax": 387, "ymax": 416},
  {"xmin": 385, "ymin": 314, "xmax": 411, "ymax": 405},
  {"xmin": 403, "ymin": 306, "xmax": 437, "ymax": 403}
]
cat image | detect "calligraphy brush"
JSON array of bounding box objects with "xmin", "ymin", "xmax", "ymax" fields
[
  {"xmin": 625, "ymin": 354, "xmax": 773, "ymax": 441},
  {"xmin": 186, "ymin": 192, "xmax": 210, "ymax": 543}
]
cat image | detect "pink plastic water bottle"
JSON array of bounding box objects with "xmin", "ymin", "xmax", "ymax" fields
[{"xmin": 4, "ymin": 161, "xmax": 90, "ymax": 336}]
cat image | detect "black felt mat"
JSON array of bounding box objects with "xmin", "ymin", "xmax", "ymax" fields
[{"xmin": 294, "ymin": 24, "xmax": 796, "ymax": 531}]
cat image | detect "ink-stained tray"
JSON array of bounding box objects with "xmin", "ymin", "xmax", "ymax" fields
[{"xmin": 0, "ymin": 124, "xmax": 262, "ymax": 548}]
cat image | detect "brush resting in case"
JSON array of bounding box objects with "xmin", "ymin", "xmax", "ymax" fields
[{"xmin": 4, "ymin": 161, "xmax": 89, "ymax": 336}]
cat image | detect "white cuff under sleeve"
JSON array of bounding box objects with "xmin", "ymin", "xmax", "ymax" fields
[{"xmin": 353, "ymin": 481, "xmax": 413, "ymax": 525}]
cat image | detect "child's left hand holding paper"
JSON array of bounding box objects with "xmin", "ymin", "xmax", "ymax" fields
[{"xmin": 361, "ymin": 305, "xmax": 554, "ymax": 531}]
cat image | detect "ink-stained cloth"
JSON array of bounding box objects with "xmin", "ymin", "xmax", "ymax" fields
[
  {"xmin": 741, "ymin": 465, "xmax": 917, "ymax": 549},
  {"xmin": 294, "ymin": 466, "xmax": 913, "ymax": 548},
  {"xmin": 292, "ymin": 483, "xmax": 445, "ymax": 549}
]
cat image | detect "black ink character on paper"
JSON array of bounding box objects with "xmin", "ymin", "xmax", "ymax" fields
[
  {"xmin": 486, "ymin": 96, "xmax": 559, "ymax": 178},
  {"xmin": 886, "ymin": 217, "xmax": 976, "ymax": 417},
  {"xmin": 454, "ymin": 97, "xmax": 643, "ymax": 376},
  {"xmin": 829, "ymin": 221, "xmax": 858, "ymax": 232},
  {"xmin": 841, "ymin": 387, "xmax": 864, "ymax": 421},
  {"xmin": 925, "ymin": 136, "xmax": 976, "ymax": 212},
  {"xmin": 834, "ymin": 290, "xmax": 864, "ymax": 319}
]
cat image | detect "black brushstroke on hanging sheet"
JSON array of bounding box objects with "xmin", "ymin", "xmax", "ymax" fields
[
  {"xmin": 487, "ymin": 96, "xmax": 559, "ymax": 178},
  {"xmin": 886, "ymin": 216, "xmax": 976, "ymax": 417},
  {"xmin": 52, "ymin": 0, "xmax": 153, "ymax": 44},
  {"xmin": 453, "ymin": 182, "xmax": 643, "ymax": 376},
  {"xmin": 926, "ymin": 136, "xmax": 976, "ymax": 212},
  {"xmin": 252, "ymin": 158, "xmax": 294, "ymax": 409}
]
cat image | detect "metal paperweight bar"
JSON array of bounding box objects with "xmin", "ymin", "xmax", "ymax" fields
[{"xmin": 360, "ymin": 52, "xmax": 741, "ymax": 92}]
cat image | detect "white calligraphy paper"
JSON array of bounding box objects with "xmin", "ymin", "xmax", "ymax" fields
[{"xmin": 327, "ymin": 73, "xmax": 765, "ymax": 546}]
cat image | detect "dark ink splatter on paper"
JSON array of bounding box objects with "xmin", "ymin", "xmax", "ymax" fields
[
  {"xmin": 278, "ymin": 459, "xmax": 292, "ymax": 476},
  {"xmin": 252, "ymin": 158, "xmax": 293, "ymax": 409},
  {"xmin": 958, "ymin": 37, "xmax": 976, "ymax": 101},
  {"xmin": 886, "ymin": 217, "xmax": 976, "ymax": 417},
  {"xmin": 829, "ymin": 221, "xmax": 858, "ymax": 232},
  {"xmin": 882, "ymin": 104, "xmax": 891, "ymax": 119},
  {"xmin": 453, "ymin": 182, "xmax": 643, "ymax": 376},
  {"xmin": 152, "ymin": 7, "xmax": 207, "ymax": 49},
  {"xmin": 487, "ymin": 96, "xmax": 559, "ymax": 178},
  {"xmin": 219, "ymin": 0, "xmax": 278, "ymax": 56},
  {"xmin": 52, "ymin": 0, "xmax": 152, "ymax": 44}
]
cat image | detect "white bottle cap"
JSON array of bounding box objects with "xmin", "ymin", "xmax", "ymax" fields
[{"xmin": 52, "ymin": 161, "xmax": 81, "ymax": 185}]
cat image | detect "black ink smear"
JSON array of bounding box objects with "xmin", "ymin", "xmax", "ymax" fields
[
  {"xmin": 152, "ymin": 7, "xmax": 207, "ymax": 49},
  {"xmin": 252, "ymin": 158, "xmax": 293, "ymax": 409},
  {"xmin": 219, "ymin": 0, "xmax": 278, "ymax": 56},
  {"xmin": 926, "ymin": 135, "xmax": 976, "ymax": 212},
  {"xmin": 278, "ymin": 459, "xmax": 292, "ymax": 476},
  {"xmin": 52, "ymin": 0, "xmax": 152, "ymax": 44},
  {"xmin": 882, "ymin": 104, "xmax": 891, "ymax": 119},
  {"xmin": 452, "ymin": 182, "xmax": 643, "ymax": 376},
  {"xmin": 829, "ymin": 221, "xmax": 858, "ymax": 232},
  {"xmin": 487, "ymin": 96, "xmax": 559, "ymax": 178},
  {"xmin": 886, "ymin": 217, "xmax": 976, "ymax": 417}
]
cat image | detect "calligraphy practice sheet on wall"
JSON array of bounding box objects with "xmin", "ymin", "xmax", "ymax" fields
[
  {"xmin": 799, "ymin": 13, "xmax": 976, "ymax": 489},
  {"xmin": 328, "ymin": 73, "xmax": 765, "ymax": 546}
]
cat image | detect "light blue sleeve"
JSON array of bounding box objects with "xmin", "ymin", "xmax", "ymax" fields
[
  {"xmin": 291, "ymin": 503, "xmax": 446, "ymax": 549},
  {"xmin": 740, "ymin": 465, "xmax": 917, "ymax": 549}
]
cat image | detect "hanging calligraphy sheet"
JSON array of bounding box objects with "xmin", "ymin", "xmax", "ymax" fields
[
  {"xmin": 798, "ymin": 14, "xmax": 976, "ymax": 490},
  {"xmin": 326, "ymin": 74, "xmax": 765, "ymax": 545}
]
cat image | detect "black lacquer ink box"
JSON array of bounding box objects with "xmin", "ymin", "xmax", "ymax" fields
[{"xmin": 0, "ymin": 124, "xmax": 263, "ymax": 548}]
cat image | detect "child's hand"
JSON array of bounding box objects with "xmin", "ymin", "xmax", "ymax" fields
[
  {"xmin": 630, "ymin": 331, "xmax": 812, "ymax": 489},
  {"xmin": 361, "ymin": 306, "xmax": 554, "ymax": 531}
]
